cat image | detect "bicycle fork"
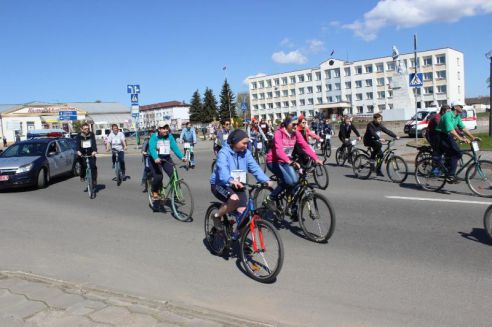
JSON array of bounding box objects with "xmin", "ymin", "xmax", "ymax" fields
[{"xmin": 249, "ymin": 215, "xmax": 266, "ymax": 253}]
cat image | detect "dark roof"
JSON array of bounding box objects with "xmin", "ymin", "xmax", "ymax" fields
[{"xmin": 140, "ymin": 101, "xmax": 189, "ymax": 111}]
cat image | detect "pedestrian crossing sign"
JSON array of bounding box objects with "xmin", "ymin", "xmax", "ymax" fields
[{"xmin": 409, "ymin": 73, "xmax": 423, "ymax": 88}]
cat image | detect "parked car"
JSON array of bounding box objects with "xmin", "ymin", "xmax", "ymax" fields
[{"xmin": 0, "ymin": 138, "xmax": 78, "ymax": 190}]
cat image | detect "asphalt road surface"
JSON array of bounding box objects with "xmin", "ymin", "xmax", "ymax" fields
[{"xmin": 1, "ymin": 142, "xmax": 491, "ymax": 327}]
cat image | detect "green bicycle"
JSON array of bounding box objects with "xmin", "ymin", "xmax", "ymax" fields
[{"xmin": 146, "ymin": 160, "xmax": 194, "ymax": 221}]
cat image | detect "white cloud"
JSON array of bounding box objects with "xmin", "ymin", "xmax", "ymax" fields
[
  {"xmin": 243, "ymin": 73, "xmax": 267, "ymax": 85},
  {"xmin": 306, "ymin": 39, "xmax": 325, "ymax": 53},
  {"xmin": 343, "ymin": 0, "xmax": 492, "ymax": 41},
  {"xmin": 272, "ymin": 50, "xmax": 308, "ymax": 65},
  {"xmin": 280, "ymin": 37, "xmax": 294, "ymax": 48}
]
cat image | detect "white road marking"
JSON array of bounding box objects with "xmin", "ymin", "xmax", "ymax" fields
[{"xmin": 385, "ymin": 196, "xmax": 491, "ymax": 205}]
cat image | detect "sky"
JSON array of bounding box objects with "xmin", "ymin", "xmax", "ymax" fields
[{"xmin": 0, "ymin": 0, "xmax": 491, "ymax": 106}]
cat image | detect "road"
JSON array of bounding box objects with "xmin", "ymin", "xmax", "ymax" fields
[{"xmin": 0, "ymin": 142, "xmax": 491, "ymax": 327}]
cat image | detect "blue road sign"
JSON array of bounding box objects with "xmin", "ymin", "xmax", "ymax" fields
[
  {"xmin": 58, "ymin": 111, "xmax": 77, "ymax": 121},
  {"xmin": 132, "ymin": 112, "xmax": 139, "ymax": 119},
  {"xmin": 241, "ymin": 100, "xmax": 247, "ymax": 112},
  {"xmin": 131, "ymin": 93, "xmax": 139, "ymax": 105},
  {"xmin": 127, "ymin": 84, "xmax": 141, "ymax": 94},
  {"xmin": 409, "ymin": 73, "xmax": 423, "ymax": 88}
]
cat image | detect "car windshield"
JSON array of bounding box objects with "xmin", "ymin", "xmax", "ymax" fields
[
  {"xmin": 410, "ymin": 111, "xmax": 430, "ymax": 121},
  {"xmin": 0, "ymin": 143, "xmax": 47, "ymax": 158}
]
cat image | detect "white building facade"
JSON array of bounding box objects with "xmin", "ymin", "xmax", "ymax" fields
[
  {"xmin": 139, "ymin": 101, "xmax": 190, "ymax": 131},
  {"xmin": 248, "ymin": 47, "xmax": 464, "ymax": 121}
]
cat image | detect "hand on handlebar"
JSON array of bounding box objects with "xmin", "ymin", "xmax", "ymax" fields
[
  {"xmin": 155, "ymin": 158, "xmax": 161, "ymax": 164},
  {"xmin": 182, "ymin": 157, "xmax": 187, "ymax": 162},
  {"xmin": 315, "ymin": 159, "xmax": 324, "ymax": 166},
  {"xmin": 266, "ymin": 181, "xmax": 274, "ymax": 188},
  {"xmin": 77, "ymin": 151, "xmax": 82, "ymax": 157},
  {"xmin": 290, "ymin": 161, "xmax": 301, "ymax": 170},
  {"xmin": 231, "ymin": 180, "xmax": 244, "ymax": 189},
  {"xmin": 91, "ymin": 152, "xmax": 97, "ymax": 157}
]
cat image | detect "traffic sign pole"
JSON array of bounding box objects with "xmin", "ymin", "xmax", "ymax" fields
[
  {"xmin": 414, "ymin": 35, "xmax": 419, "ymax": 145},
  {"xmin": 128, "ymin": 84, "xmax": 141, "ymax": 146}
]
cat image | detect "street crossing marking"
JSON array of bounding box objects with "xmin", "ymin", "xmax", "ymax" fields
[{"xmin": 385, "ymin": 196, "xmax": 490, "ymax": 205}]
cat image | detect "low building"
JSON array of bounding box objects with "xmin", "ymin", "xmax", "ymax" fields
[
  {"xmin": 139, "ymin": 101, "xmax": 190, "ymax": 131},
  {"xmin": 0, "ymin": 102, "xmax": 130, "ymax": 143}
]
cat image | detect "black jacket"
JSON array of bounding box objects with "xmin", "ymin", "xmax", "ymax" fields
[
  {"xmin": 76, "ymin": 132, "xmax": 98, "ymax": 156},
  {"xmin": 363, "ymin": 122, "xmax": 396, "ymax": 144},
  {"xmin": 338, "ymin": 123, "xmax": 360, "ymax": 140}
]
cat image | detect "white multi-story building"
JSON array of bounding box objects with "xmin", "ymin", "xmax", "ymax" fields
[
  {"xmin": 139, "ymin": 101, "xmax": 190, "ymax": 130},
  {"xmin": 248, "ymin": 47, "xmax": 464, "ymax": 121}
]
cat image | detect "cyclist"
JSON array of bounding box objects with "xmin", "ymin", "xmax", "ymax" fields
[
  {"xmin": 338, "ymin": 115, "xmax": 361, "ymax": 154},
  {"xmin": 106, "ymin": 124, "xmax": 128, "ymax": 179},
  {"xmin": 179, "ymin": 122, "xmax": 197, "ymax": 167},
  {"xmin": 426, "ymin": 105, "xmax": 450, "ymax": 167},
  {"xmin": 264, "ymin": 116, "xmax": 323, "ymax": 219},
  {"xmin": 76, "ymin": 123, "xmax": 98, "ymax": 186},
  {"xmin": 140, "ymin": 130, "xmax": 153, "ymax": 192},
  {"xmin": 259, "ymin": 118, "xmax": 270, "ymax": 135},
  {"xmin": 435, "ymin": 100, "xmax": 478, "ymax": 183},
  {"xmin": 297, "ymin": 114, "xmax": 321, "ymax": 144},
  {"xmin": 148, "ymin": 122, "xmax": 187, "ymax": 200},
  {"xmin": 210, "ymin": 129, "xmax": 273, "ymax": 228},
  {"xmin": 214, "ymin": 120, "xmax": 231, "ymax": 154},
  {"xmin": 363, "ymin": 113, "xmax": 399, "ymax": 176},
  {"xmin": 248, "ymin": 118, "xmax": 267, "ymax": 152}
]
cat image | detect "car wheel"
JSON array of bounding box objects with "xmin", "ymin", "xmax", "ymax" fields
[{"xmin": 36, "ymin": 168, "xmax": 48, "ymax": 189}]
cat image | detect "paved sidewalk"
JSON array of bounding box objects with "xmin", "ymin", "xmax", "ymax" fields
[{"xmin": 0, "ymin": 271, "xmax": 276, "ymax": 327}]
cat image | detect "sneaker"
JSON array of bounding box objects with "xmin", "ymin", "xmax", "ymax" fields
[
  {"xmin": 446, "ymin": 176, "xmax": 460, "ymax": 184},
  {"xmin": 376, "ymin": 170, "xmax": 384, "ymax": 177}
]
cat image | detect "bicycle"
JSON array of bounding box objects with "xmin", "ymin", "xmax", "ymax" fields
[
  {"xmin": 484, "ymin": 204, "xmax": 492, "ymax": 239},
  {"xmin": 204, "ymin": 183, "xmax": 284, "ymax": 283},
  {"xmin": 415, "ymin": 140, "xmax": 492, "ymax": 197},
  {"xmin": 335, "ymin": 139, "xmax": 362, "ymax": 166},
  {"xmin": 146, "ymin": 160, "xmax": 194, "ymax": 221},
  {"xmin": 253, "ymin": 165, "xmax": 336, "ymax": 243},
  {"xmin": 251, "ymin": 139, "xmax": 267, "ymax": 172},
  {"xmin": 183, "ymin": 142, "xmax": 194, "ymax": 170},
  {"xmin": 318, "ymin": 133, "xmax": 332, "ymax": 161},
  {"xmin": 352, "ymin": 139, "xmax": 408, "ymax": 183},
  {"xmin": 112, "ymin": 150, "xmax": 124, "ymax": 186},
  {"xmin": 81, "ymin": 155, "xmax": 96, "ymax": 199},
  {"xmin": 414, "ymin": 144, "xmax": 472, "ymax": 180}
]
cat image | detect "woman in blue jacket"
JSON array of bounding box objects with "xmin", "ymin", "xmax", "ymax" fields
[{"xmin": 210, "ymin": 129, "xmax": 272, "ymax": 223}]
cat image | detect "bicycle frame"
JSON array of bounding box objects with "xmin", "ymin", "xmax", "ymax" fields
[{"xmin": 157, "ymin": 163, "xmax": 181, "ymax": 199}]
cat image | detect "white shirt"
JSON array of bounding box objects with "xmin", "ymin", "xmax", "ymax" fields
[{"xmin": 107, "ymin": 132, "xmax": 126, "ymax": 151}]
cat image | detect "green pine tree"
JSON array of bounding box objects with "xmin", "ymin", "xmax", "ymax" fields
[
  {"xmin": 202, "ymin": 88, "xmax": 218, "ymax": 123},
  {"xmin": 218, "ymin": 79, "xmax": 237, "ymax": 122},
  {"xmin": 189, "ymin": 90, "xmax": 203, "ymax": 123}
]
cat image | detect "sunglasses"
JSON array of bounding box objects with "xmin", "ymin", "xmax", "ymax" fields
[{"xmin": 225, "ymin": 123, "xmax": 230, "ymax": 126}]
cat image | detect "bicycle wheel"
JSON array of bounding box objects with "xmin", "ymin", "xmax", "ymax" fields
[
  {"xmin": 324, "ymin": 141, "xmax": 332, "ymax": 158},
  {"xmin": 352, "ymin": 153, "xmax": 372, "ymax": 179},
  {"xmin": 204, "ymin": 203, "xmax": 228, "ymax": 256},
  {"xmin": 253, "ymin": 185, "xmax": 273, "ymax": 209},
  {"xmin": 335, "ymin": 148, "xmax": 346, "ymax": 166},
  {"xmin": 147, "ymin": 178, "xmax": 160, "ymax": 212},
  {"xmin": 313, "ymin": 164, "xmax": 329, "ymax": 190},
  {"xmin": 299, "ymin": 192, "xmax": 336, "ymax": 243},
  {"xmin": 484, "ymin": 205, "xmax": 492, "ymax": 239},
  {"xmin": 414, "ymin": 149, "xmax": 432, "ymax": 167},
  {"xmin": 171, "ymin": 180, "xmax": 194, "ymax": 221},
  {"xmin": 414, "ymin": 158, "xmax": 446, "ymax": 192},
  {"xmin": 386, "ymin": 156, "xmax": 408, "ymax": 183},
  {"xmin": 239, "ymin": 218, "xmax": 284, "ymax": 283},
  {"xmin": 466, "ymin": 160, "xmax": 492, "ymax": 198}
]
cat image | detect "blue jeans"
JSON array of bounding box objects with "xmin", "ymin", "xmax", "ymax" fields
[{"xmin": 267, "ymin": 162, "xmax": 299, "ymax": 199}]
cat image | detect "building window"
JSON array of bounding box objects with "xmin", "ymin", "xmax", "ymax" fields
[
  {"xmin": 366, "ymin": 92, "xmax": 374, "ymax": 100},
  {"xmin": 378, "ymin": 104, "xmax": 385, "ymax": 112},
  {"xmin": 316, "ymin": 85, "xmax": 322, "ymax": 93},
  {"xmin": 387, "ymin": 62, "xmax": 395, "ymax": 71},
  {"xmin": 437, "ymin": 100, "xmax": 447, "ymax": 107},
  {"xmin": 457, "ymin": 71, "xmax": 461, "ymax": 80},
  {"xmin": 289, "ymin": 89, "xmax": 295, "ymax": 96},
  {"xmin": 307, "ymin": 86, "xmax": 313, "ymax": 94},
  {"xmin": 283, "ymin": 101, "xmax": 289, "ymax": 108},
  {"xmin": 356, "ymin": 93, "xmax": 363, "ymax": 101},
  {"xmin": 437, "ymin": 85, "xmax": 447, "ymax": 94},
  {"xmin": 306, "ymin": 73, "xmax": 312, "ymax": 81},
  {"xmin": 300, "ymin": 99, "xmax": 305, "ymax": 106},
  {"xmin": 377, "ymin": 77, "xmax": 385, "ymax": 86},
  {"xmin": 291, "ymin": 100, "xmax": 297, "ymax": 107},
  {"xmin": 266, "ymin": 80, "xmax": 272, "ymax": 87},
  {"xmin": 333, "ymin": 68, "xmax": 340, "ymax": 78},
  {"xmin": 299, "ymin": 87, "xmax": 305, "ymax": 95},
  {"xmin": 365, "ymin": 79, "xmax": 373, "ymax": 87},
  {"xmin": 377, "ymin": 91, "xmax": 385, "ymax": 99},
  {"xmin": 315, "ymin": 72, "xmax": 321, "ymax": 80},
  {"xmin": 355, "ymin": 80, "xmax": 362, "ymax": 88},
  {"xmin": 252, "ymin": 94, "xmax": 258, "ymax": 100},
  {"xmin": 413, "ymin": 88, "xmax": 421, "ymax": 96},
  {"xmin": 367, "ymin": 105, "xmax": 374, "ymax": 113},
  {"xmin": 458, "ymin": 85, "xmax": 461, "ymax": 94},
  {"xmin": 308, "ymin": 98, "xmax": 314, "ymax": 105},
  {"xmin": 388, "ymin": 90, "xmax": 393, "ymax": 98},
  {"xmin": 355, "ymin": 66, "xmax": 363, "ymax": 75},
  {"xmin": 387, "ymin": 77, "xmax": 392, "ymax": 85},
  {"xmin": 326, "ymin": 84, "xmax": 332, "ymax": 91},
  {"xmin": 423, "ymin": 72, "xmax": 433, "ymax": 81},
  {"xmin": 267, "ymin": 92, "xmax": 273, "ymax": 98},
  {"xmin": 344, "ymin": 67, "xmax": 351, "ymax": 76},
  {"xmin": 388, "ymin": 104, "xmax": 393, "ymax": 110},
  {"xmin": 275, "ymin": 102, "xmax": 281, "ymax": 108},
  {"xmin": 365, "ymin": 64, "xmax": 373, "ymax": 73},
  {"xmin": 436, "ymin": 55, "xmax": 446, "ymax": 65},
  {"xmin": 376, "ymin": 63, "xmax": 384, "ymax": 72},
  {"xmin": 345, "ymin": 82, "xmax": 351, "ymax": 89},
  {"xmin": 282, "ymin": 90, "xmax": 288, "ymax": 97},
  {"xmin": 334, "ymin": 83, "xmax": 341, "ymax": 90},
  {"xmin": 253, "ymin": 105, "xmax": 258, "ymax": 110},
  {"xmin": 251, "ymin": 82, "xmax": 257, "ymax": 89},
  {"xmin": 274, "ymin": 78, "xmax": 280, "ymax": 86},
  {"xmin": 346, "ymin": 94, "xmax": 352, "ymax": 102},
  {"xmin": 290, "ymin": 76, "xmax": 296, "ymax": 84},
  {"xmin": 317, "ymin": 97, "xmax": 323, "ymax": 104},
  {"xmin": 325, "ymin": 69, "xmax": 331, "ymax": 79},
  {"xmin": 327, "ymin": 96, "xmax": 334, "ymax": 103},
  {"xmin": 335, "ymin": 95, "xmax": 341, "ymax": 102},
  {"xmin": 410, "ymin": 58, "xmax": 420, "ymax": 68},
  {"xmin": 282, "ymin": 77, "xmax": 288, "ymax": 85},
  {"xmin": 259, "ymin": 93, "xmax": 265, "ymax": 99},
  {"xmin": 357, "ymin": 106, "xmax": 363, "ymax": 114},
  {"xmin": 261, "ymin": 104, "xmax": 266, "ymax": 109},
  {"xmin": 268, "ymin": 103, "xmax": 274, "ymax": 109},
  {"xmin": 275, "ymin": 91, "xmax": 280, "ymax": 98},
  {"xmin": 423, "ymin": 56, "xmax": 432, "ymax": 66},
  {"xmin": 457, "ymin": 58, "xmax": 460, "ymax": 67},
  {"xmin": 259, "ymin": 81, "xmax": 264, "ymax": 88},
  {"xmin": 298, "ymin": 75, "xmax": 305, "ymax": 82},
  {"xmin": 436, "ymin": 70, "xmax": 446, "ymax": 79},
  {"xmin": 424, "ymin": 86, "xmax": 433, "ymax": 95}
]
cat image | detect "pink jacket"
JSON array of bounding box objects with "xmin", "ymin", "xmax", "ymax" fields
[{"xmin": 266, "ymin": 127, "xmax": 318, "ymax": 164}]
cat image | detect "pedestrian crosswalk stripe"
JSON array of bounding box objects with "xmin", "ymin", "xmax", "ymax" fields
[{"xmin": 385, "ymin": 196, "xmax": 490, "ymax": 205}]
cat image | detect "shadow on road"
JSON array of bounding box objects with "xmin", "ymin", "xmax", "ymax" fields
[{"xmin": 458, "ymin": 229, "xmax": 492, "ymax": 246}]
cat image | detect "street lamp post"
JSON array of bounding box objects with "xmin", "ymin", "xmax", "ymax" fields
[{"xmin": 486, "ymin": 51, "xmax": 492, "ymax": 137}]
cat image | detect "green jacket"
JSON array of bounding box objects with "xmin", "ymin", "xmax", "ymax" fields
[
  {"xmin": 435, "ymin": 111, "xmax": 465, "ymax": 133},
  {"xmin": 149, "ymin": 132, "xmax": 183, "ymax": 161}
]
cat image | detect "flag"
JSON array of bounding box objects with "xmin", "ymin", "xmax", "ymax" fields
[
  {"xmin": 222, "ymin": 65, "xmax": 227, "ymax": 71},
  {"xmin": 330, "ymin": 49, "xmax": 335, "ymax": 56}
]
